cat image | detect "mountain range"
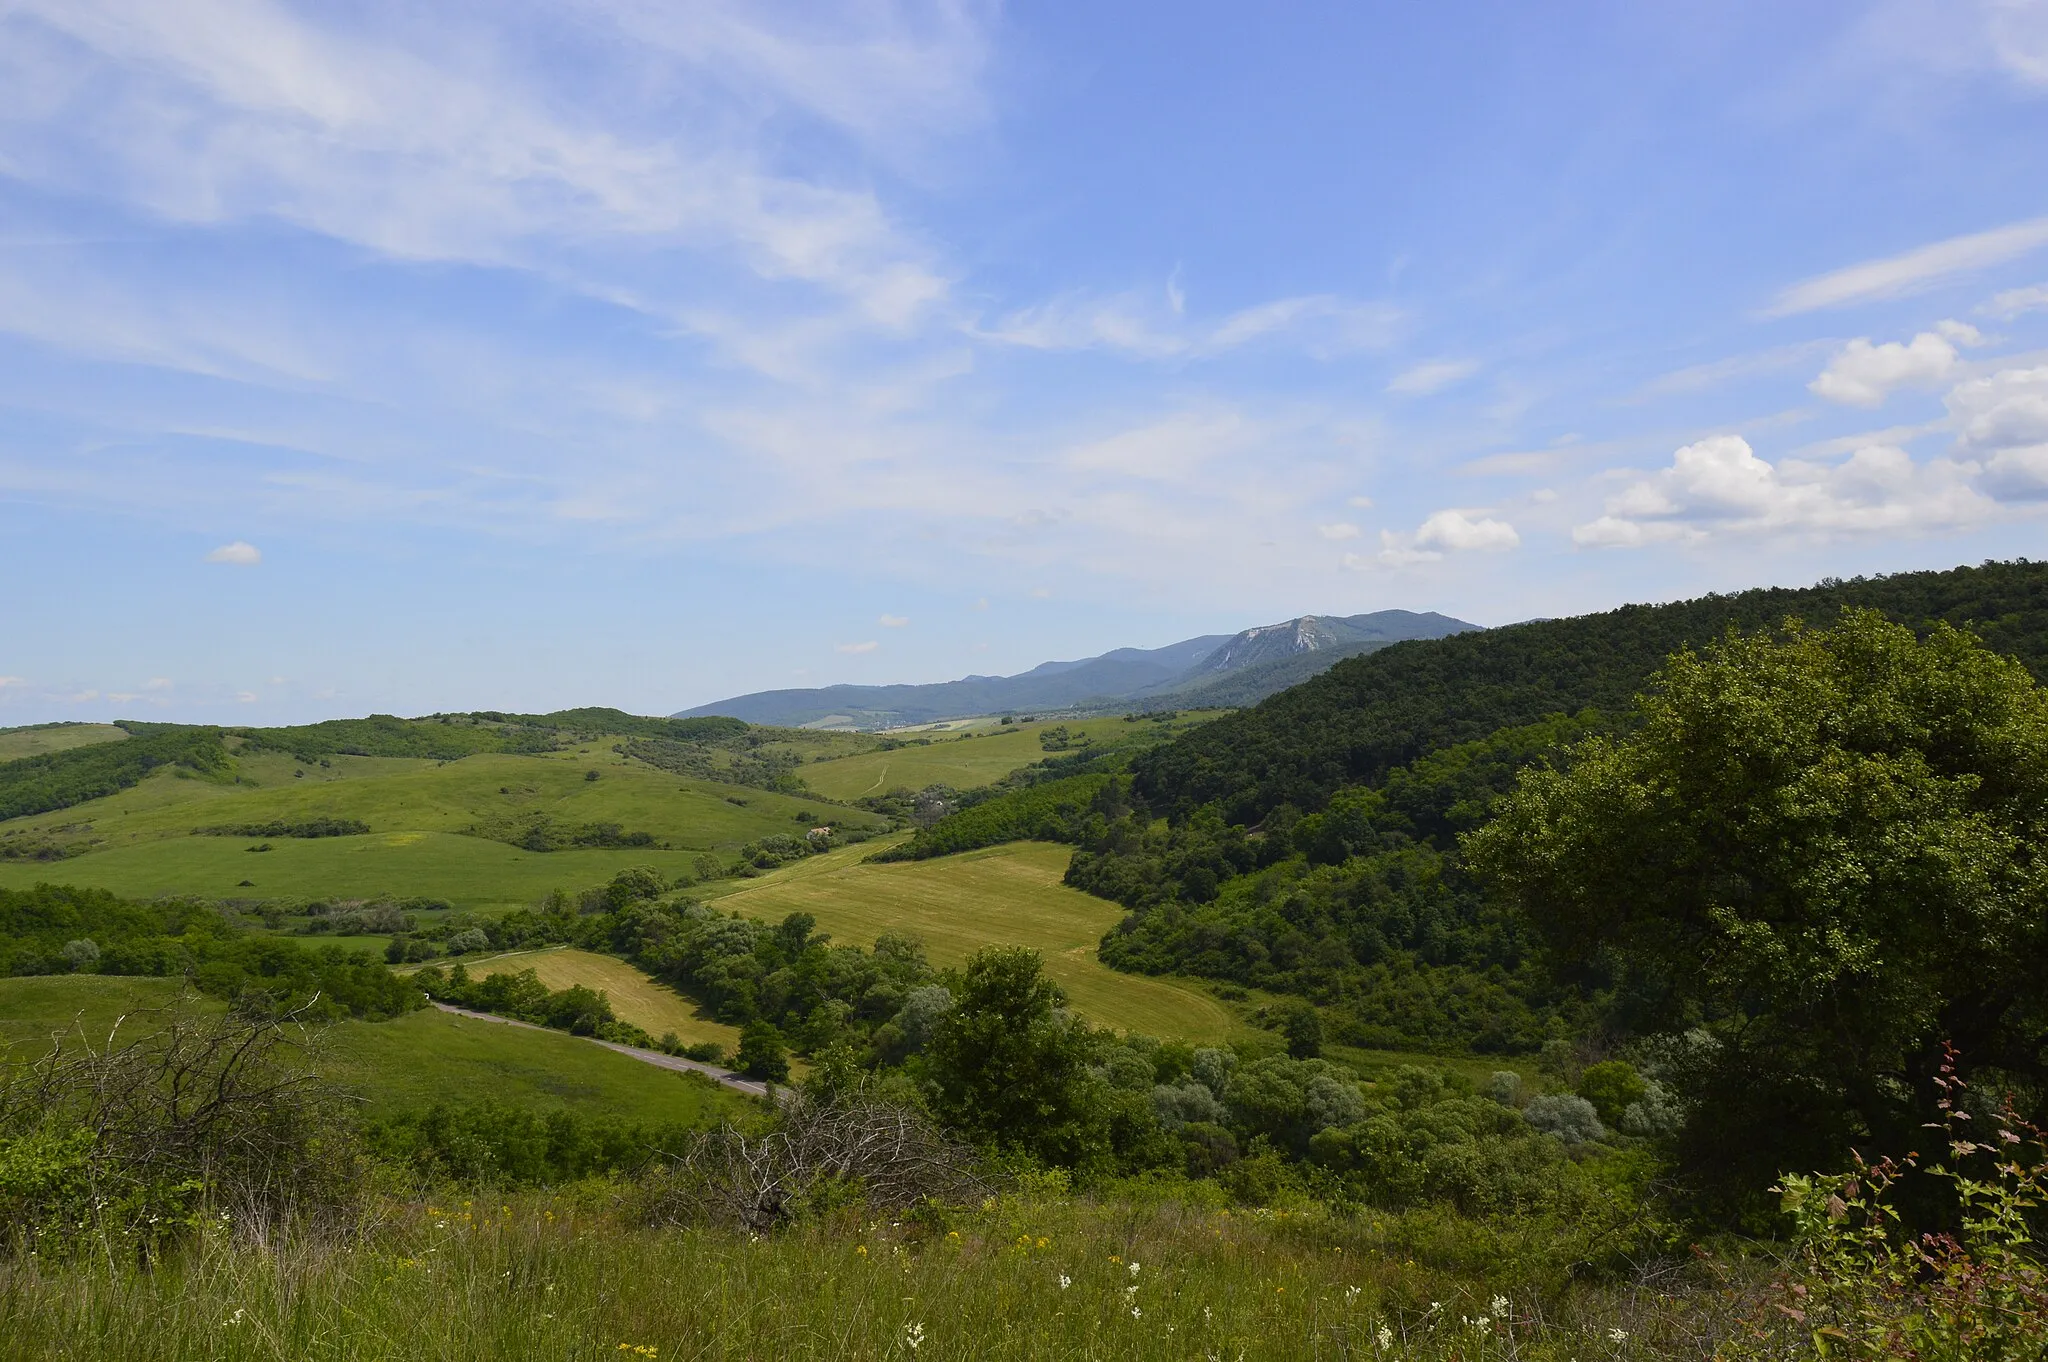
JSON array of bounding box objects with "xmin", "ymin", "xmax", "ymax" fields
[{"xmin": 674, "ymin": 610, "xmax": 1480, "ymax": 729}]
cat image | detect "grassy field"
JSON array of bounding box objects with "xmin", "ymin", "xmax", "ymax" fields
[
  {"xmin": 0, "ymin": 976, "xmax": 743, "ymax": 1126},
  {"xmin": 431, "ymin": 947, "xmax": 743, "ymax": 1053},
  {"xmin": 0, "ymin": 722, "xmax": 129, "ymax": 761},
  {"xmin": 0, "ymin": 1191, "xmax": 1739, "ymax": 1361},
  {"xmin": 319, "ymin": 1007, "xmax": 740, "ymax": 1123},
  {"xmin": 0, "ymin": 744, "xmax": 887, "ymax": 911},
  {"xmin": 705, "ymin": 840, "xmax": 1241, "ymax": 1043},
  {"xmin": 798, "ymin": 713, "xmax": 1212, "ymax": 802}
]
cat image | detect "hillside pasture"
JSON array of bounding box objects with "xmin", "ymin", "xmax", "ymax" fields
[
  {"xmin": 705, "ymin": 839, "xmax": 1240, "ymax": 1042},
  {"xmin": 432, "ymin": 947, "xmax": 742, "ymax": 1053},
  {"xmin": 0, "ymin": 723, "xmax": 129, "ymax": 762},
  {"xmin": 0, "ymin": 744, "xmax": 887, "ymax": 910},
  {"xmin": 798, "ymin": 713, "xmax": 1208, "ymax": 801},
  {"xmin": 0, "ymin": 975, "xmax": 741, "ymax": 1125}
]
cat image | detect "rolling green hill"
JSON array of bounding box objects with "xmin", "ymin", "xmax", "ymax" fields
[
  {"xmin": 797, "ymin": 712, "xmax": 1207, "ymax": 801},
  {"xmin": 0, "ymin": 723, "xmax": 128, "ymax": 762},
  {"xmin": 0, "ymin": 735, "xmax": 888, "ymax": 911}
]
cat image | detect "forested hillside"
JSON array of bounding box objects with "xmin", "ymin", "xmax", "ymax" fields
[{"xmin": 1133, "ymin": 559, "xmax": 2048, "ymax": 824}]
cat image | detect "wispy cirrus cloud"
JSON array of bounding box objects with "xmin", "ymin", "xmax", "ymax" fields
[{"xmin": 1765, "ymin": 216, "xmax": 2048, "ymax": 317}]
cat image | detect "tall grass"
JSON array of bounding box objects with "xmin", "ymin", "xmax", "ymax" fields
[{"xmin": 0, "ymin": 1191, "xmax": 1753, "ymax": 1360}]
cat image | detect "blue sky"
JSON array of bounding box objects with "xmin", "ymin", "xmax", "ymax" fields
[{"xmin": 3, "ymin": 0, "xmax": 2048, "ymax": 724}]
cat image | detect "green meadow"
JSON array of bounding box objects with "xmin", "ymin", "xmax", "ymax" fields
[
  {"xmin": 420, "ymin": 946, "xmax": 744, "ymax": 1054},
  {"xmin": 798, "ymin": 713, "xmax": 1209, "ymax": 802},
  {"xmin": 706, "ymin": 838, "xmax": 1242, "ymax": 1043},
  {"xmin": 0, "ymin": 742, "xmax": 887, "ymax": 911},
  {"xmin": 0, "ymin": 974, "xmax": 742, "ymax": 1126},
  {"xmin": 0, "ymin": 722, "xmax": 129, "ymax": 762}
]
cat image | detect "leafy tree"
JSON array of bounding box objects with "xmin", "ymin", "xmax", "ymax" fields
[
  {"xmin": 1468, "ymin": 611, "xmax": 2048, "ymax": 1206},
  {"xmin": 922, "ymin": 947, "xmax": 1101, "ymax": 1166},
  {"xmin": 737, "ymin": 1020, "xmax": 790, "ymax": 1082}
]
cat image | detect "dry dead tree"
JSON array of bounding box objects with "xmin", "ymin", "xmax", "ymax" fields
[
  {"xmin": 0, "ymin": 996, "xmax": 362, "ymax": 1254},
  {"xmin": 647, "ymin": 1090, "xmax": 987, "ymax": 1231}
]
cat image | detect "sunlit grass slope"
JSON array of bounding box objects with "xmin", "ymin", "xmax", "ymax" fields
[
  {"xmin": 705, "ymin": 840, "xmax": 1241, "ymax": 1042},
  {"xmin": 429, "ymin": 946, "xmax": 742, "ymax": 1053},
  {"xmin": 0, "ymin": 743, "xmax": 887, "ymax": 910},
  {"xmin": 319, "ymin": 1007, "xmax": 742, "ymax": 1123},
  {"xmin": 798, "ymin": 713, "xmax": 1210, "ymax": 801},
  {"xmin": 0, "ymin": 722, "xmax": 129, "ymax": 761},
  {"xmin": 0, "ymin": 975, "xmax": 742, "ymax": 1125}
]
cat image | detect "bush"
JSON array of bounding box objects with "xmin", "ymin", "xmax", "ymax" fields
[
  {"xmin": 1522, "ymin": 1094, "xmax": 1604, "ymax": 1145},
  {"xmin": 0, "ymin": 1002, "xmax": 361, "ymax": 1258},
  {"xmin": 1575, "ymin": 1060, "xmax": 1646, "ymax": 1127}
]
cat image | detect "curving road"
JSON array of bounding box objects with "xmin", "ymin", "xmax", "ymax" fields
[{"xmin": 427, "ymin": 1001, "xmax": 780, "ymax": 1100}]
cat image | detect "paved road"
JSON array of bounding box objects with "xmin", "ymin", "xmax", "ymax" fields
[{"xmin": 428, "ymin": 1001, "xmax": 778, "ymax": 1100}]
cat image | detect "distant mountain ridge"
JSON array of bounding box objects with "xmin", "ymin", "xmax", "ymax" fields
[{"xmin": 674, "ymin": 609, "xmax": 1480, "ymax": 729}]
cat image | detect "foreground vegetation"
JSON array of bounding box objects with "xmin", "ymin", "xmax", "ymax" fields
[{"xmin": 0, "ymin": 1191, "xmax": 1752, "ymax": 1361}]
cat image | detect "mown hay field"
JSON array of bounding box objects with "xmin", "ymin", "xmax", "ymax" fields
[
  {"xmin": 705, "ymin": 840, "xmax": 1241, "ymax": 1043},
  {"xmin": 436, "ymin": 947, "xmax": 743, "ymax": 1054}
]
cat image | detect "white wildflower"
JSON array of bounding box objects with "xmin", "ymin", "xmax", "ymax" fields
[
  {"xmin": 902, "ymin": 1321, "xmax": 925, "ymax": 1351},
  {"xmin": 1609, "ymin": 1327, "xmax": 1629, "ymax": 1343},
  {"xmin": 1130, "ymin": 1306, "xmax": 1142, "ymax": 1319},
  {"xmin": 1376, "ymin": 1324, "xmax": 1394, "ymax": 1350},
  {"xmin": 1128, "ymin": 1261, "xmax": 1141, "ymax": 1276},
  {"xmin": 1491, "ymin": 1294, "xmax": 1510, "ymax": 1318},
  {"xmin": 1058, "ymin": 1274, "xmax": 1071, "ymax": 1290}
]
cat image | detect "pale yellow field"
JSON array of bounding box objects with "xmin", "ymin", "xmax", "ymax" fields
[
  {"xmin": 704, "ymin": 839, "xmax": 1242, "ymax": 1043},
  {"xmin": 436, "ymin": 947, "xmax": 742, "ymax": 1052}
]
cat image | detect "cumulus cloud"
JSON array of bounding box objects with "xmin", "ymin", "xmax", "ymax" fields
[
  {"xmin": 1360, "ymin": 508, "xmax": 1520, "ymax": 566},
  {"xmin": 1949, "ymin": 365, "xmax": 2048, "ymax": 499},
  {"xmin": 835, "ymin": 640, "xmax": 879, "ymax": 654},
  {"xmin": 1766, "ymin": 216, "xmax": 2048, "ymax": 316},
  {"xmin": 1316, "ymin": 522, "xmax": 1362, "ymax": 540},
  {"xmin": 1809, "ymin": 322, "xmax": 1982, "ymax": 406},
  {"xmin": 878, "ymin": 613, "xmax": 909, "ymax": 627},
  {"xmin": 204, "ymin": 541, "xmax": 262, "ymax": 565},
  {"xmin": 1572, "ymin": 434, "xmax": 1992, "ymax": 548},
  {"xmin": 1386, "ymin": 359, "xmax": 1478, "ymax": 395}
]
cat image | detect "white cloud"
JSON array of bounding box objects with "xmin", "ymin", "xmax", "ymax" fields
[
  {"xmin": 235, "ymin": 690, "xmax": 258, "ymax": 702},
  {"xmin": 1386, "ymin": 359, "xmax": 1478, "ymax": 395},
  {"xmin": 971, "ymin": 597, "xmax": 989, "ymax": 610},
  {"xmin": 977, "ymin": 289, "xmax": 1399, "ymax": 360},
  {"xmin": 1949, "ymin": 365, "xmax": 2048, "ymax": 499},
  {"xmin": 1572, "ymin": 434, "xmax": 1993, "ymax": 548},
  {"xmin": 835, "ymin": 640, "xmax": 878, "ymax": 654},
  {"xmin": 1316, "ymin": 522, "xmax": 1362, "ymax": 540},
  {"xmin": 1636, "ymin": 341, "xmax": 1837, "ymax": 398},
  {"xmin": 0, "ymin": 0, "xmax": 967, "ymax": 325},
  {"xmin": 204, "ymin": 540, "xmax": 262, "ymax": 565},
  {"xmin": 1029, "ymin": 587, "xmax": 1051, "ymax": 598},
  {"xmin": 1765, "ymin": 216, "xmax": 2048, "ymax": 316},
  {"xmin": 143, "ymin": 676, "xmax": 172, "ymax": 689},
  {"xmin": 1809, "ymin": 323, "xmax": 1982, "ymax": 406},
  {"xmin": 1985, "ymin": 284, "xmax": 2048, "ymax": 318},
  {"xmin": 1362, "ymin": 508, "xmax": 1520, "ymax": 566},
  {"xmin": 0, "ymin": 676, "xmax": 25, "ymax": 689},
  {"xmin": 878, "ymin": 613, "xmax": 909, "ymax": 627},
  {"xmin": 1346, "ymin": 495, "xmax": 1374, "ymax": 509}
]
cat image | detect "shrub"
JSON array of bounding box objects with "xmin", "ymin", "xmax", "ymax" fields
[
  {"xmin": 446, "ymin": 928, "xmax": 491, "ymax": 954},
  {"xmin": 0, "ymin": 1002, "xmax": 361, "ymax": 1258},
  {"xmin": 1576, "ymin": 1060, "xmax": 1647, "ymax": 1127},
  {"xmin": 1522, "ymin": 1094, "xmax": 1604, "ymax": 1145}
]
